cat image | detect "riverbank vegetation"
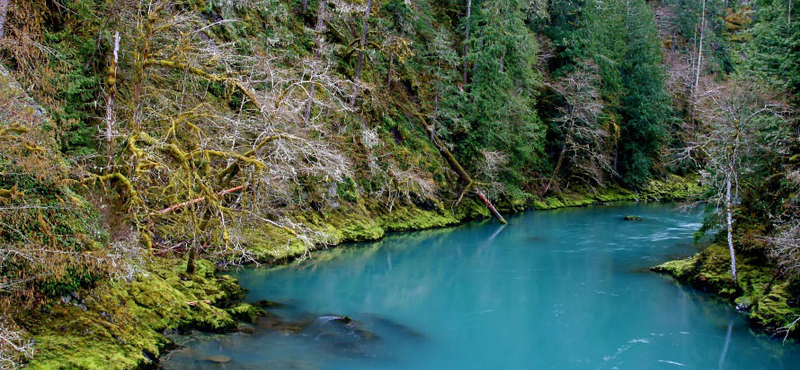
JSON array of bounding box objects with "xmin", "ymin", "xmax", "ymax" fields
[{"xmin": 0, "ymin": 0, "xmax": 797, "ymax": 368}]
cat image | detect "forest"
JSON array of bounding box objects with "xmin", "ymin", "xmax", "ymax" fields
[{"xmin": 0, "ymin": 0, "xmax": 798, "ymax": 368}]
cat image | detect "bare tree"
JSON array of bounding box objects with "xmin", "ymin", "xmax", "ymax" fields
[
  {"xmin": 692, "ymin": 0, "xmax": 707, "ymax": 97},
  {"xmin": 0, "ymin": 318, "xmax": 34, "ymax": 370},
  {"xmin": 687, "ymin": 78, "xmax": 788, "ymax": 282},
  {"xmin": 304, "ymin": 0, "xmax": 328, "ymax": 123},
  {"xmin": 93, "ymin": 0, "xmax": 354, "ymax": 271},
  {"xmin": 541, "ymin": 65, "xmax": 609, "ymax": 196},
  {"xmin": 350, "ymin": 0, "xmax": 373, "ymax": 107}
]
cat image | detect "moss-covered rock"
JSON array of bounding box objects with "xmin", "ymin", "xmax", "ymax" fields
[{"xmin": 226, "ymin": 303, "xmax": 265, "ymax": 323}]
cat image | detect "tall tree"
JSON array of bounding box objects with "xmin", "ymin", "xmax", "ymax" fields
[
  {"xmin": 617, "ymin": 0, "xmax": 671, "ymax": 188},
  {"xmin": 351, "ymin": 0, "xmax": 374, "ymax": 107}
]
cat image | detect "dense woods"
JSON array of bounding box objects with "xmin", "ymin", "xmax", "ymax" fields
[{"xmin": 0, "ymin": 0, "xmax": 798, "ymax": 367}]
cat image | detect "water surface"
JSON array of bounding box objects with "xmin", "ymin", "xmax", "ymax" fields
[{"xmin": 162, "ymin": 203, "xmax": 800, "ymax": 369}]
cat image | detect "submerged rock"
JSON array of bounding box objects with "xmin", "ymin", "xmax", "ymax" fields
[
  {"xmin": 204, "ymin": 355, "xmax": 231, "ymax": 363},
  {"xmin": 360, "ymin": 313, "xmax": 424, "ymax": 339},
  {"xmin": 237, "ymin": 323, "xmax": 256, "ymax": 334},
  {"xmin": 623, "ymin": 215, "xmax": 643, "ymax": 221},
  {"xmin": 254, "ymin": 299, "xmax": 285, "ymax": 308}
]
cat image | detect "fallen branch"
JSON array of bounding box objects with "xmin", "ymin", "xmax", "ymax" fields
[{"xmin": 426, "ymin": 127, "xmax": 507, "ymax": 224}]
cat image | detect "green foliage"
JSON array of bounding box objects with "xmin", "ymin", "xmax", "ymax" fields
[
  {"xmin": 747, "ymin": 0, "xmax": 800, "ymax": 106},
  {"xmin": 540, "ymin": 0, "xmax": 671, "ymax": 188},
  {"xmin": 618, "ymin": 0, "xmax": 671, "ymax": 188},
  {"xmin": 448, "ymin": 0, "xmax": 546, "ymax": 181}
]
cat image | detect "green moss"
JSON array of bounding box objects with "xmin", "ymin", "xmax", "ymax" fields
[
  {"xmin": 654, "ymin": 243, "xmax": 800, "ymax": 337},
  {"xmin": 226, "ymin": 303, "xmax": 265, "ymax": 323},
  {"xmin": 652, "ymin": 256, "xmax": 698, "ymax": 281},
  {"xmin": 24, "ymin": 259, "xmax": 243, "ymax": 370}
]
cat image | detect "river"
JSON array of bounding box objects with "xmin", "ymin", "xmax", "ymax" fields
[{"xmin": 161, "ymin": 203, "xmax": 800, "ymax": 369}]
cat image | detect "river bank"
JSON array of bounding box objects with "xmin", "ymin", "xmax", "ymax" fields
[
  {"xmin": 653, "ymin": 243, "xmax": 800, "ymax": 340},
  {"xmin": 22, "ymin": 175, "xmax": 701, "ymax": 369}
]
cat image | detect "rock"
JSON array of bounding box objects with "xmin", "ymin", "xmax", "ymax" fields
[
  {"xmin": 360, "ymin": 313, "xmax": 423, "ymax": 339},
  {"xmin": 623, "ymin": 215, "xmax": 643, "ymax": 221},
  {"xmin": 735, "ymin": 296, "xmax": 753, "ymax": 312},
  {"xmin": 317, "ymin": 314, "xmax": 353, "ymax": 325},
  {"xmin": 256, "ymin": 315, "xmax": 307, "ymax": 335},
  {"xmin": 254, "ymin": 299, "xmax": 285, "ymax": 308},
  {"xmin": 204, "ymin": 355, "xmax": 231, "ymax": 363},
  {"xmin": 226, "ymin": 302, "xmax": 265, "ymax": 323},
  {"xmin": 237, "ymin": 323, "xmax": 256, "ymax": 334}
]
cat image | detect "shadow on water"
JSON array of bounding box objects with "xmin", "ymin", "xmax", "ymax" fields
[{"xmin": 160, "ymin": 303, "xmax": 427, "ymax": 370}]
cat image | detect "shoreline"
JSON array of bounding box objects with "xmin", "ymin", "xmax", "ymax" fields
[{"xmin": 23, "ymin": 175, "xmax": 702, "ymax": 369}]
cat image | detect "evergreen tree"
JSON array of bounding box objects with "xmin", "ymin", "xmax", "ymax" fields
[
  {"xmin": 748, "ymin": 0, "xmax": 800, "ymax": 106},
  {"xmin": 617, "ymin": 0, "xmax": 671, "ymax": 187},
  {"xmin": 453, "ymin": 0, "xmax": 545, "ymax": 181}
]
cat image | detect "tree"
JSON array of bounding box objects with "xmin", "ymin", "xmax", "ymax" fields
[
  {"xmin": 304, "ymin": 0, "xmax": 328, "ymax": 123},
  {"xmin": 541, "ymin": 64, "xmax": 609, "ymax": 195},
  {"xmin": 351, "ymin": 0, "xmax": 374, "ymax": 107},
  {"xmin": 453, "ymin": 0, "xmax": 545, "ymax": 182},
  {"xmin": 748, "ymin": 0, "xmax": 800, "ymax": 106},
  {"xmin": 98, "ymin": 0, "xmax": 352, "ymax": 272},
  {"xmin": 688, "ymin": 77, "xmax": 789, "ymax": 282},
  {"xmin": 617, "ymin": 0, "xmax": 671, "ymax": 188}
]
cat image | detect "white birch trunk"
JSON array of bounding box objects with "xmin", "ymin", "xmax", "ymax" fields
[
  {"xmin": 693, "ymin": 0, "xmax": 706, "ymax": 95},
  {"xmin": 105, "ymin": 31, "xmax": 120, "ymax": 172},
  {"xmin": 0, "ymin": 0, "xmax": 9, "ymax": 39},
  {"xmin": 726, "ymin": 174, "xmax": 738, "ymax": 281}
]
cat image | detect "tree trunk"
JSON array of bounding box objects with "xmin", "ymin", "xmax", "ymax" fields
[
  {"xmin": 431, "ymin": 60, "xmax": 441, "ymax": 141},
  {"xmin": 302, "ymin": 0, "xmax": 308, "ymax": 13},
  {"xmin": 541, "ymin": 141, "xmax": 568, "ymax": 197},
  {"xmin": 105, "ymin": 31, "xmax": 120, "ymax": 172},
  {"xmin": 304, "ymin": 0, "xmax": 327, "ymax": 124},
  {"xmin": 387, "ymin": 51, "xmax": 394, "ymax": 87},
  {"xmin": 693, "ymin": 0, "xmax": 706, "ymax": 95},
  {"xmin": 725, "ymin": 175, "xmax": 738, "ymax": 282},
  {"xmin": 0, "ymin": 0, "xmax": 8, "ymax": 39},
  {"xmin": 477, "ymin": 190, "xmax": 506, "ymax": 223},
  {"xmin": 462, "ymin": 0, "xmax": 473, "ymax": 86},
  {"xmin": 425, "ymin": 127, "xmax": 507, "ymax": 224},
  {"xmin": 186, "ymin": 242, "xmax": 197, "ymax": 274},
  {"xmin": 351, "ymin": 0, "xmax": 373, "ymax": 107}
]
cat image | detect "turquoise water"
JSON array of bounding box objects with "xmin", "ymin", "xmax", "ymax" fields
[{"xmin": 161, "ymin": 203, "xmax": 800, "ymax": 369}]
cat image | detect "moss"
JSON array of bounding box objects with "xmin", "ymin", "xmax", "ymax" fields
[
  {"xmin": 24, "ymin": 259, "xmax": 243, "ymax": 370},
  {"xmin": 226, "ymin": 303, "xmax": 265, "ymax": 323},
  {"xmin": 531, "ymin": 175, "xmax": 699, "ymax": 211},
  {"xmin": 654, "ymin": 243, "xmax": 800, "ymax": 337},
  {"xmin": 652, "ymin": 256, "xmax": 698, "ymax": 281}
]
